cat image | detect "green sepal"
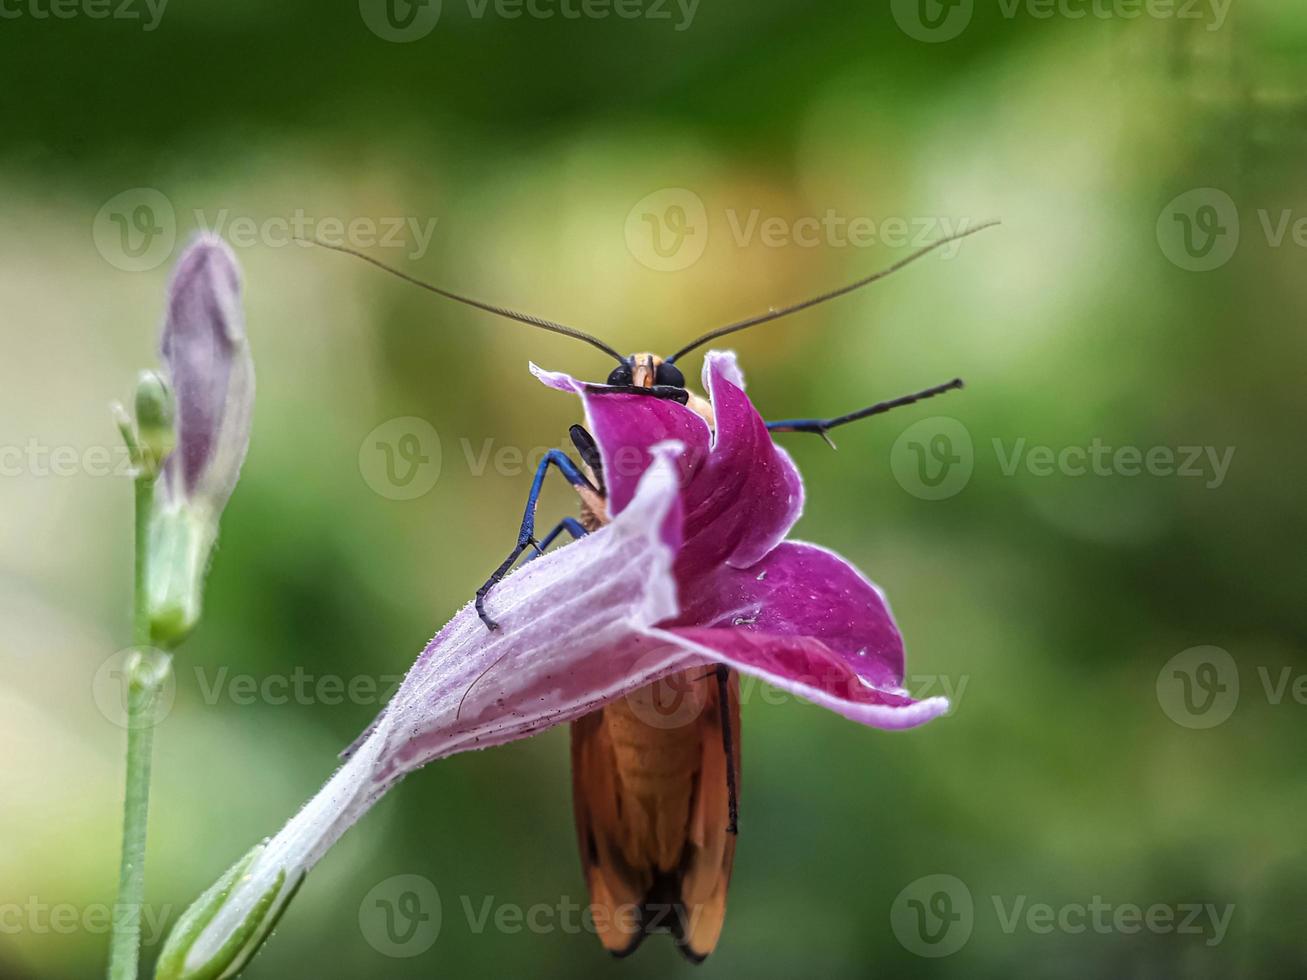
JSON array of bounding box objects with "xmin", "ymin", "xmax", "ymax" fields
[
  {"xmin": 154, "ymin": 842, "xmax": 302, "ymax": 980},
  {"xmin": 144, "ymin": 506, "xmax": 214, "ymax": 649}
]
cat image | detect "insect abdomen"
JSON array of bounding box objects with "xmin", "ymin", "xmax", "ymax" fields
[
  {"xmin": 602, "ymin": 682, "xmax": 705, "ymax": 871},
  {"xmin": 571, "ymin": 669, "xmax": 739, "ymax": 961}
]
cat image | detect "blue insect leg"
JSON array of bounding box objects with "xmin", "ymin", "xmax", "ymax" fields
[
  {"xmin": 523, "ymin": 517, "xmax": 588, "ymax": 564},
  {"xmin": 475, "ymin": 451, "xmax": 595, "ymax": 631}
]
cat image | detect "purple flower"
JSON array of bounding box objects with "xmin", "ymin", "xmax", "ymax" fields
[
  {"xmin": 157, "ymin": 352, "xmax": 945, "ymax": 979},
  {"xmin": 534, "ymin": 351, "xmax": 943, "ymax": 728},
  {"xmin": 144, "ymin": 235, "xmax": 254, "ymax": 647}
]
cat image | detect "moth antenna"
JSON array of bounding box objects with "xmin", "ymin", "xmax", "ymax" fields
[
  {"xmin": 300, "ymin": 237, "xmax": 626, "ymax": 363},
  {"xmin": 666, "ymin": 218, "xmax": 1000, "ymax": 363}
]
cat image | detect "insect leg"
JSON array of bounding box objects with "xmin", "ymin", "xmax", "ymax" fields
[
  {"xmin": 523, "ymin": 517, "xmax": 588, "ymax": 562},
  {"xmin": 569, "ymin": 424, "xmax": 605, "ymax": 494},
  {"xmin": 715, "ymin": 663, "xmax": 739, "ymax": 835},
  {"xmin": 475, "ymin": 450, "xmax": 597, "ymax": 631},
  {"xmin": 766, "ymin": 378, "xmax": 963, "ymax": 448}
]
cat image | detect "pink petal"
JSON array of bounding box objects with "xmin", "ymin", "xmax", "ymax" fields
[
  {"xmin": 656, "ymin": 540, "xmax": 948, "ymax": 730},
  {"xmin": 529, "ymin": 361, "xmax": 710, "ymax": 516},
  {"xmin": 652, "ymin": 626, "xmax": 948, "ymax": 730},
  {"xmin": 684, "ymin": 351, "xmax": 804, "ymax": 573},
  {"xmin": 530, "ymin": 350, "xmax": 804, "ymax": 576},
  {"xmin": 377, "ymin": 444, "xmax": 694, "ymax": 778}
]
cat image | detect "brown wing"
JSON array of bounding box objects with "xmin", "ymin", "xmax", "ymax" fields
[
  {"xmin": 675, "ymin": 669, "xmax": 740, "ymax": 962},
  {"xmin": 570, "ymin": 710, "xmax": 649, "ymax": 956},
  {"xmin": 570, "ymin": 671, "xmax": 741, "ymax": 962}
]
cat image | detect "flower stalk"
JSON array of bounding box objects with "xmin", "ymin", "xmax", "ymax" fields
[{"xmin": 108, "ymin": 402, "xmax": 174, "ymax": 980}]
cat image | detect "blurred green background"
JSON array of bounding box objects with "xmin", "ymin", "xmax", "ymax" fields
[{"xmin": 3, "ymin": 1, "xmax": 1306, "ymax": 977}]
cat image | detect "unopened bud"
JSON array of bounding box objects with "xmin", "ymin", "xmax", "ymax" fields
[
  {"xmin": 141, "ymin": 234, "xmax": 254, "ymax": 649},
  {"xmin": 134, "ymin": 370, "xmax": 174, "ymax": 476}
]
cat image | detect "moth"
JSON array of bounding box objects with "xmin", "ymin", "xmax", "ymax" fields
[{"xmin": 313, "ymin": 218, "xmax": 994, "ymax": 960}]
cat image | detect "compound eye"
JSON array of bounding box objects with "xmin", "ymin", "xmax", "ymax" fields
[
  {"xmin": 606, "ymin": 362, "xmax": 633, "ymax": 386},
  {"xmin": 654, "ymin": 360, "xmax": 685, "ymax": 388}
]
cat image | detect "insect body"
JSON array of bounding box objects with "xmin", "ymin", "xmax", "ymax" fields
[
  {"xmin": 567, "ymin": 352, "xmax": 740, "ymax": 960},
  {"xmin": 571, "ymin": 659, "xmax": 740, "ymax": 959},
  {"xmin": 473, "ymin": 349, "xmax": 957, "ymax": 961},
  {"xmin": 311, "ymin": 219, "xmax": 996, "ymax": 960}
]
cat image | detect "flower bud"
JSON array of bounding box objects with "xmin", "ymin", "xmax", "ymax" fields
[
  {"xmin": 143, "ymin": 234, "xmax": 254, "ymax": 648},
  {"xmin": 158, "ymin": 233, "xmax": 254, "ymax": 514},
  {"xmin": 133, "ymin": 370, "xmax": 174, "ymax": 476}
]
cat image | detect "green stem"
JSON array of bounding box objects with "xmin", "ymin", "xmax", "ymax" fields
[
  {"xmin": 109, "ymin": 472, "xmax": 166, "ymax": 980},
  {"xmin": 133, "ymin": 473, "xmax": 153, "ymax": 649}
]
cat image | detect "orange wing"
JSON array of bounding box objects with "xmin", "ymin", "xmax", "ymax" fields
[
  {"xmin": 570, "ymin": 710, "xmax": 647, "ymax": 956},
  {"xmin": 677, "ymin": 669, "xmax": 740, "ymax": 961},
  {"xmin": 570, "ymin": 669, "xmax": 741, "ymax": 961}
]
